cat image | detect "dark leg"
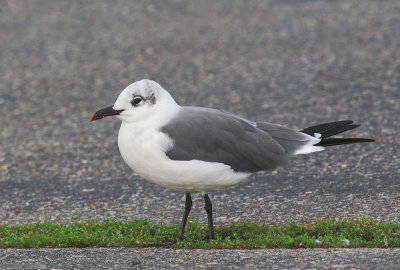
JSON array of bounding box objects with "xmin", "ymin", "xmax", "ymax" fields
[
  {"xmin": 203, "ymin": 194, "xmax": 215, "ymax": 240},
  {"xmin": 149, "ymin": 193, "xmax": 192, "ymax": 247},
  {"xmin": 177, "ymin": 192, "xmax": 192, "ymax": 241}
]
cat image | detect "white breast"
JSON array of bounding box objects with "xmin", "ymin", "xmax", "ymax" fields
[{"xmin": 117, "ymin": 123, "xmax": 251, "ymax": 193}]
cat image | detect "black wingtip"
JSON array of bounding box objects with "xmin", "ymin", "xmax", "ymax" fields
[
  {"xmin": 302, "ymin": 120, "xmax": 362, "ymax": 138},
  {"xmin": 315, "ymin": 138, "xmax": 374, "ymax": 147}
]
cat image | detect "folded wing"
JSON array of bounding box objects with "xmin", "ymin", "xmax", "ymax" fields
[{"xmin": 161, "ymin": 107, "xmax": 292, "ymax": 172}]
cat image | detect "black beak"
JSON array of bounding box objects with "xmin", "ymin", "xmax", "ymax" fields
[{"xmin": 90, "ymin": 106, "xmax": 124, "ymax": 122}]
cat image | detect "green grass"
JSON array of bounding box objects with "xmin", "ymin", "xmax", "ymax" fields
[{"xmin": 1, "ymin": 218, "xmax": 399, "ymax": 249}]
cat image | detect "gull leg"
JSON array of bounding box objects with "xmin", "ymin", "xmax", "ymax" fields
[
  {"xmin": 177, "ymin": 192, "xmax": 192, "ymax": 241},
  {"xmin": 149, "ymin": 192, "xmax": 192, "ymax": 247},
  {"xmin": 203, "ymin": 194, "xmax": 215, "ymax": 240}
]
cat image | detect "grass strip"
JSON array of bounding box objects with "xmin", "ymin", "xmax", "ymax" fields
[{"xmin": 1, "ymin": 217, "xmax": 399, "ymax": 249}]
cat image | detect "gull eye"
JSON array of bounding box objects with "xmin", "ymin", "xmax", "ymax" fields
[{"xmin": 131, "ymin": 96, "xmax": 143, "ymax": 107}]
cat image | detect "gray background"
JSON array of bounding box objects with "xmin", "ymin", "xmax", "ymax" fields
[{"xmin": 0, "ymin": 0, "xmax": 399, "ymax": 269}]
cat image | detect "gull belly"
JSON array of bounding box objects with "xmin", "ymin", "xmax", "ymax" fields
[{"xmin": 117, "ymin": 122, "xmax": 251, "ymax": 193}]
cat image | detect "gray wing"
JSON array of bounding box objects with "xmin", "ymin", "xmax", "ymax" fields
[
  {"xmin": 161, "ymin": 107, "xmax": 290, "ymax": 173},
  {"xmin": 255, "ymin": 122, "xmax": 314, "ymax": 154}
]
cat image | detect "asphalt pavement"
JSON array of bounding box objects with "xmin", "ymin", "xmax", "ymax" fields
[{"xmin": 1, "ymin": 0, "xmax": 399, "ymax": 269}]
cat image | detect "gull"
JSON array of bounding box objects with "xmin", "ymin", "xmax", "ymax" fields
[{"xmin": 90, "ymin": 79, "xmax": 373, "ymax": 242}]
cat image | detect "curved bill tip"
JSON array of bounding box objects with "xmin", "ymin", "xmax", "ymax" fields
[
  {"xmin": 90, "ymin": 113, "xmax": 96, "ymax": 122},
  {"xmin": 90, "ymin": 106, "xmax": 124, "ymax": 122}
]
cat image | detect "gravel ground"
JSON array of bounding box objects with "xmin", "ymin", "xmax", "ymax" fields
[
  {"xmin": 1, "ymin": 0, "xmax": 399, "ymax": 269},
  {"xmin": 1, "ymin": 248, "xmax": 400, "ymax": 270}
]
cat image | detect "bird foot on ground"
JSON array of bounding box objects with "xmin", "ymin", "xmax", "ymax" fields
[{"xmin": 203, "ymin": 236, "xmax": 216, "ymax": 242}]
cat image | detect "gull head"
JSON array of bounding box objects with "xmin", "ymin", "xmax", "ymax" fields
[{"xmin": 90, "ymin": 79, "xmax": 177, "ymax": 123}]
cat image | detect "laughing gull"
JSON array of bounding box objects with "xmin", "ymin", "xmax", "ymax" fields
[{"xmin": 90, "ymin": 79, "xmax": 374, "ymax": 242}]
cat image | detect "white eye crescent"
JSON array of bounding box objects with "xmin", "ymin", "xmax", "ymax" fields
[{"xmin": 131, "ymin": 96, "xmax": 143, "ymax": 106}]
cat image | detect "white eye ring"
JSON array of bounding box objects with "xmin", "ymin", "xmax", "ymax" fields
[{"xmin": 131, "ymin": 96, "xmax": 143, "ymax": 106}]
